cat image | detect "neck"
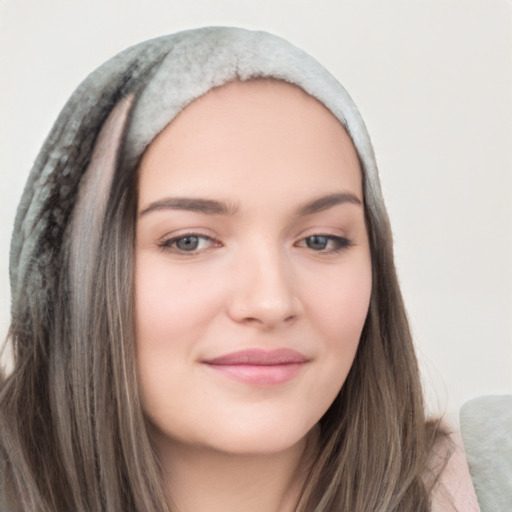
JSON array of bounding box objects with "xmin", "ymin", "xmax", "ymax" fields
[{"xmin": 155, "ymin": 430, "xmax": 318, "ymax": 512}]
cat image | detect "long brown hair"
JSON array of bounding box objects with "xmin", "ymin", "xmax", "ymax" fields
[{"xmin": 1, "ymin": 28, "xmax": 447, "ymax": 512}]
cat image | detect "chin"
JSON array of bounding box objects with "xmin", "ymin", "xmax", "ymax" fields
[
  {"xmin": 210, "ymin": 407, "xmax": 322, "ymax": 455},
  {"xmin": 207, "ymin": 427, "xmax": 312, "ymax": 457},
  {"xmin": 149, "ymin": 412, "xmax": 317, "ymax": 458}
]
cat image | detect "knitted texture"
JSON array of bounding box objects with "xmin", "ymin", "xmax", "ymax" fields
[{"xmin": 460, "ymin": 395, "xmax": 512, "ymax": 512}]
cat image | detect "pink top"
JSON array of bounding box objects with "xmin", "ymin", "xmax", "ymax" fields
[{"xmin": 430, "ymin": 428, "xmax": 480, "ymax": 511}]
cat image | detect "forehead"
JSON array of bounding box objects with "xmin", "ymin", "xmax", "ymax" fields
[{"xmin": 137, "ymin": 79, "xmax": 363, "ymax": 206}]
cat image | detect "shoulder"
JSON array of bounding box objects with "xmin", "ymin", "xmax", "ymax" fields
[{"xmin": 428, "ymin": 424, "xmax": 480, "ymax": 512}]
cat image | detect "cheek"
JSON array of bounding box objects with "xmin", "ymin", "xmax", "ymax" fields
[
  {"xmin": 134, "ymin": 255, "xmax": 224, "ymax": 345},
  {"xmin": 303, "ymin": 255, "xmax": 372, "ymax": 391},
  {"xmin": 307, "ymin": 256, "xmax": 372, "ymax": 341},
  {"xmin": 134, "ymin": 255, "xmax": 223, "ymax": 410},
  {"xmin": 134, "ymin": 255, "xmax": 224, "ymax": 435}
]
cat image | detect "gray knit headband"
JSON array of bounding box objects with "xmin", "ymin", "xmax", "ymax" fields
[{"xmin": 9, "ymin": 26, "xmax": 383, "ymax": 319}]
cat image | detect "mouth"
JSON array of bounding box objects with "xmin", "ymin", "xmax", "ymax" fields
[{"xmin": 202, "ymin": 348, "xmax": 309, "ymax": 386}]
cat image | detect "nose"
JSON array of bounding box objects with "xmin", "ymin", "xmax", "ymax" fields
[{"xmin": 227, "ymin": 242, "xmax": 301, "ymax": 329}]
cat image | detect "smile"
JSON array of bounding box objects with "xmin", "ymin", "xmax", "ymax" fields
[{"xmin": 202, "ymin": 348, "xmax": 309, "ymax": 386}]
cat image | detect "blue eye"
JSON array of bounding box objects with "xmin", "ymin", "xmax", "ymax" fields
[
  {"xmin": 174, "ymin": 236, "xmax": 201, "ymax": 251},
  {"xmin": 300, "ymin": 235, "xmax": 351, "ymax": 253},
  {"xmin": 160, "ymin": 234, "xmax": 216, "ymax": 253},
  {"xmin": 305, "ymin": 235, "xmax": 329, "ymax": 251}
]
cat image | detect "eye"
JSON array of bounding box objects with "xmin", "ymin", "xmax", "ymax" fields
[
  {"xmin": 159, "ymin": 234, "xmax": 218, "ymax": 254},
  {"xmin": 298, "ymin": 234, "xmax": 352, "ymax": 253},
  {"xmin": 306, "ymin": 235, "xmax": 330, "ymax": 251}
]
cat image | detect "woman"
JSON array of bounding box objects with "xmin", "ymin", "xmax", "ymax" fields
[{"xmin": 0, "ymin": 27, "xmax": 478, "ymax": 511}]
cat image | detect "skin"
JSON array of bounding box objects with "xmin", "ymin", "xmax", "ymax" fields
[{"xmin": 135, "ymin": 79, "xmax": 372, "ymax": 511}]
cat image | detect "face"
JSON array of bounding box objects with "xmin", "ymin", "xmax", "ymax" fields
[{"xmin": 135, "ymin": 80, "xmax": 372, "ymax": 457}]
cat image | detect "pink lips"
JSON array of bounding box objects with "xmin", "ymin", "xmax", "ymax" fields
[{"xmin": 202, "ymin": 348, "xmax": 308, "ymax": 385}]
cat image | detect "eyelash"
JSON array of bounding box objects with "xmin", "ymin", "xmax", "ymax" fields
[{"xmin": 158, "ymin": 233, "xmax": 352, "ymax": 255}]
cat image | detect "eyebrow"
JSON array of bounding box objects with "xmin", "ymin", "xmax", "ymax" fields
[
  {"xmin": 296, "ymin": 192, "xmax": 362, "ymax": 216},
  {"xmin": 139, "ymin": 197, "xmax": 239, "ymax": 217},
  {"xmin": 138, "ymin": 192, "xmax": 362, "ymax": 218}
]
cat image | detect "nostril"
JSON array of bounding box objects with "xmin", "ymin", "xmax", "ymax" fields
[{"xmin": 235, "ymin": 311, "xmax": 297, "ymax": 330}]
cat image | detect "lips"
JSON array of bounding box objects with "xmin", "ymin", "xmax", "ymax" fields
[{"xmin": 202, "ymin": 348, "xmax": 309, "ymax": 385}]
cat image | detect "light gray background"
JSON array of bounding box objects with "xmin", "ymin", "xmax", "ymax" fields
[{"xmin": 1, "ymin": 0, "xmax": 511, "ymax": 421}]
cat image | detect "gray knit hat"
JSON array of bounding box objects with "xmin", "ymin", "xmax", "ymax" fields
[{"xmin": 9, "ymin": 26, "xmax": 383, "ymax": 324}]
